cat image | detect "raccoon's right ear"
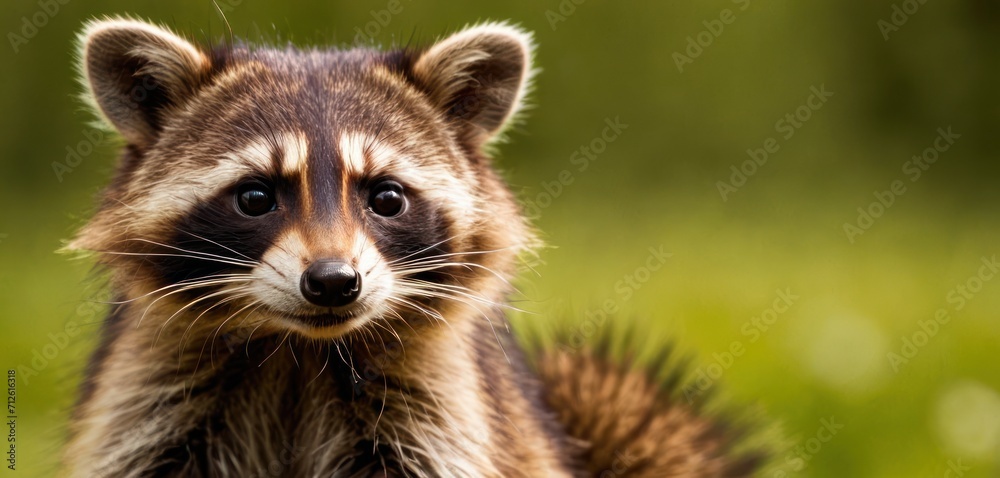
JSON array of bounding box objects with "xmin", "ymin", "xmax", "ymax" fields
[
  {"xmin": 410, "ymin": 22, "xmax": 535, "ymax": 149},
  {"xmin": 77, "ymin": 18, "xmax": 212, "ymax": 147}
]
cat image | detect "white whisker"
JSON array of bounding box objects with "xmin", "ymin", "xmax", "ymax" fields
[
  {"xmin": 123, "ymin": 238, "xmax": 259, "ymax": 266},
  {"xmin": 137, "ymin": 277, "xmax": 255, "ymax": 328}
]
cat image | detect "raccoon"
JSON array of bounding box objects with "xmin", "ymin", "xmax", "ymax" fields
[{"xmin": 63, "ymin": 17, "xmax": 763, "ymax": 477}]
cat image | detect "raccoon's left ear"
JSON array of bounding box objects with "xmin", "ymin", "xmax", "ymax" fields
[
  {"xmin": 410, "ymin": 22, "xmax": 535, "ymax": 148},
  {"xmin": 77, "ymin": 17, "xmax": 212, "ymax": 148}
]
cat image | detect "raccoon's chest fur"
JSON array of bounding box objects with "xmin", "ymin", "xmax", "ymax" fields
[
  {"xmin": 168, "ymin": 339, "xmax": 433, "ymax": 477},
  {"xmin": 119, "ymin": 329, "xmax": 526, "ymax": 477},
  {"xmin": 82, "ymin": 309, "xmax": 567, "ymax": 478}
]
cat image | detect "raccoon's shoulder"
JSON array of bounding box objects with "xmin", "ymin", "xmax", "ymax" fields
[{"xmin": 526, "ymin": 326, "xmax": 769, "ymax": 477}]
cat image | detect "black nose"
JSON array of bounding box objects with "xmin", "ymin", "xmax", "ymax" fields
[{"xmin": 300, "ymin": 260, "xmax": 362, "ymax": 307}]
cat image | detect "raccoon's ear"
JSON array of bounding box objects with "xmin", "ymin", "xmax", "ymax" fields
[
  {"xmin": 77, "ymin": 18, "xmax": 212, "ymax": 147},
  {"xmin": 410, "ymin": 22, "xmax": 535, "ymax": 148}
]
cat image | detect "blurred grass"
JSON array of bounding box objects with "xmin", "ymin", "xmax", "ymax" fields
[{"xmin": 2, "ymin": 0, "xmax": 1000, "ymax": 476}]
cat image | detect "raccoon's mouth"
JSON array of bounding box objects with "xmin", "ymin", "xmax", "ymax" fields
[
  {"xmin": 280, "ymin": 295, "xmax": 382, "ymax": 333},
  {"xmin": 276, "ymin": 305, "xmax": 378, "ymax": 340},
  {"xmin": 286, "ymin": 310, "xmax": 359, "ymax": 327}
]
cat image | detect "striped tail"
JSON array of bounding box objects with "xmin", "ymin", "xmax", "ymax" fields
[{"xmin": 531, "ymin": 332, "xmax": 768, "ymax": 477}]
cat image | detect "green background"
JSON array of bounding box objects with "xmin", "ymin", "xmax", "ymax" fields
[{"xmin": 2, "ymin": 1, "xmax": 999, "ymax": 476}]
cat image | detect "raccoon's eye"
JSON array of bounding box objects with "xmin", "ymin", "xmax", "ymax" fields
[
  {"xmin": 236, "ymin": 181, "xmax": 277, "ymax": 217},
  {"xmin": 369, "ymin": 180, "xmax": 406, "ymax": 217}
]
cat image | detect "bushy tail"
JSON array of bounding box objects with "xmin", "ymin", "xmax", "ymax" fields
[{"xmin": 531, "ymin": 335, "xmax": 767, "ymax": 477}]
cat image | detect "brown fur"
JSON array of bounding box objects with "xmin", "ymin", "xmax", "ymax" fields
[{"xmin": 533, "ymin": 343, "xmax": 765, "ymax": 477}]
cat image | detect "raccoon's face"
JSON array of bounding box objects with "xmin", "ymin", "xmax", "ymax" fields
[{"xmin": 71, "ymin": 19, "xmax": 536, "ymax": 339}]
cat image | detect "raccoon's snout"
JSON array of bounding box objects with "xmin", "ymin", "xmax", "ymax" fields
[{"xmin": 300, "ymin": 260, "xmax": 362, "ymax": 307}]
